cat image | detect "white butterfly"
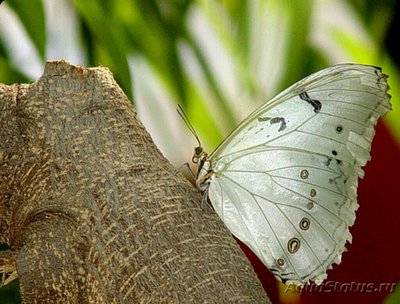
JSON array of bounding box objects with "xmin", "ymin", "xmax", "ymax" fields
[{"xmin": 180, "ymin": 64, "xmax": 391, "ymax": 286}]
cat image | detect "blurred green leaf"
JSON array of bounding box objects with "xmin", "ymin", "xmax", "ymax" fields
[
  {"xmin": 279, "ymin": 0, "xmax": 314, "ymax": 90},
  {"xmin": 347, "ymin": 0, "xmax": 396, "ymax": 43},
  {"xmin": 133, "ymin": 0, "xmax": 188, "ymax": 103},
  {"xmin": 383, "ymin": 57, "xmax": 400, "ymax": 142},
  {"xmin": 0, "ymin": 245, "xmax": 21, "ymax": 304},
  {"xmin": 384, "ymin": 282, "xmax": 400, "ymax": 304},
  {"xmin": 0, "ymin": 57, "xmax": 30, "ymax": 84},
  {"xmin": 0, "ymin": 280, "xmax": 21, "ymax": 304},
  {"xmin": 7, "ymin": 0, "xmax": 46, "ymax": 58},
  {"xmin": 331, "ymin": 28, "xmax": 376, "ymax": 62},
  {"xmin": 73, "ymin": 0, "xmax": 133, "ymax": 99}
]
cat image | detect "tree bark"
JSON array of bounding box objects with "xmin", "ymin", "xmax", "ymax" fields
[{"xmin": 0, "ymin": 60, "xmax": 269, "ymax": 303}]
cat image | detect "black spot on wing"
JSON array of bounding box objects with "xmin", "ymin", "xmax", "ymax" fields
[
  {"xmin": 299, "ymin": 91, "xmax": 321, "ymax": 113},
  {"xmin": 258, "ymin": 116, "xmax": 287, "ymax": 131},
  {"xmin": 326, "ymin": 158, "xmax": 332, "ymax": 167},
  {"xmin": 270, "ymin": 117, "xmax": 287, "ymax": 131}
]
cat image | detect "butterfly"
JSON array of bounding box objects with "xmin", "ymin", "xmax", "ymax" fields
[{"xmin": 179, "ymin": 64, "xmax": 391, "ymax": 285}]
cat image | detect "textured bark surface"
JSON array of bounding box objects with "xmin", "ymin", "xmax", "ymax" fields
[{"xmin": 0, "ymin": 61, "xmax": 269, "ymax": 303}]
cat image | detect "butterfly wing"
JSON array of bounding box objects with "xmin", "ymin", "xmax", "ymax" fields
[{"xmin": 205, "ymin": 64, "xmax": 391, "ymax": 285}]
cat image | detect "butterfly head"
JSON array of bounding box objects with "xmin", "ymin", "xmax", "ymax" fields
[
  {"xmin": 192, "ymin": 146, "xmax": 207, "ymax": 164},
  {"xmin": 193, "ymin": 146, "xmax": 212, "ymax": 190},
  {"xmin": 176, "ymin": 104, "xmax": 213, "ymax": 187}
]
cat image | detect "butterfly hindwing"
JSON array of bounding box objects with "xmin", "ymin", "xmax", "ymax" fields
[{"xmin": 204, "ymin": 64, "xmax": 391, "ymax": 285}]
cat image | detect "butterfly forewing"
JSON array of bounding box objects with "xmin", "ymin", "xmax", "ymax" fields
[{"xmin": 203, "ymin": 64, "xmax": 391, "ymax": 285}]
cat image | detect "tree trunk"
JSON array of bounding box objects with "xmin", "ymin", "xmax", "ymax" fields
[{"xmin": 0, "ymin": 60, "xmax": 269, "ymax": 303}]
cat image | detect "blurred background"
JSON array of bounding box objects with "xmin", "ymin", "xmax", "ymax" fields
[{"xmin": 0, "ymin": 0, "xmax": 399, "ymax": 303}]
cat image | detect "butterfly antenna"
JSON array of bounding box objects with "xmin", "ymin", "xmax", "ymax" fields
[{"xmin": 177, "ymin": 104, "xmax": 202, "ymax": 147}]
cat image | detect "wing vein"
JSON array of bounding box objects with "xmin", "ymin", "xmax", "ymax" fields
[
  {"xmin": 309, "ymin": 87, "xmax": 386, "ymax": 98},
  {"xmin": 221, "ymin": 173, "xmax": 344, "ymax": 247},
  {"xmin": 226, "ymin": 164, "xmax": 337, "ymax": 175},
  {"xmin": 219, "ymin": 175, "xmax": 302, "ymax": 278},
  {"xmin": 318, "ymin": 111, "xmax": 368, "ymax": 128},
  {"xmin": 220, "ymin": 175, "xmax": 342, "ymax": 272},
  {"xmin": 215, "ymin": 113, "xmax": 318, "ymax": 161}
]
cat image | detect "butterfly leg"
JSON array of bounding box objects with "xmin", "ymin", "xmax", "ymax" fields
[{"xmin": 174, "ymin": 162, "xmax": 196, "ymax": 179}]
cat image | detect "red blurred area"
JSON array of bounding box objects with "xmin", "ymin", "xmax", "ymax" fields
[{"xmin": 238, "ymin": 121, "xmax": 400, "ymax": 304}]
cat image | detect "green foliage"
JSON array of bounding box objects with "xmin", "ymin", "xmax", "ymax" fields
[
  {"xmin": 0, "ymin": 280, "xmax": 21, "ymax": 304},
  {"xmin": 6, "ymin": 0, "xmax": 46, "ymax": 58},
  {"xmin": 0, "ymin": 58, "xmax": 29, "ymax": 84},
  {"xmin": 0, "ymin": 244, "xmax": 21, "ymax": 303},
  {"xmin": 385, "ymin": 282, "xmax": 400, "ymax": 304}
]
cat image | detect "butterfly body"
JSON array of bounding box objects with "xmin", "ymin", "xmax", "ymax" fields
[{"xmin": 190, "ymin": 64, "xmax": 391, "ymax": 285}]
